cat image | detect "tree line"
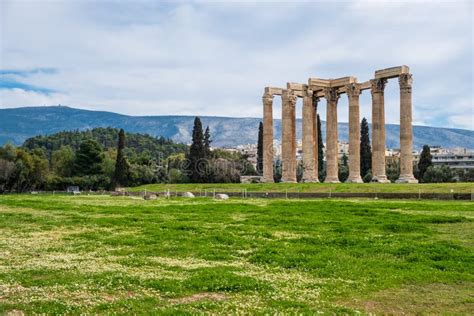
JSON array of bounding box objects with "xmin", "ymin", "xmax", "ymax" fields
[
  {"xmin": 0, "ymin": 122, "xmax": 258, "ymax": 192},
  {"xmin": 0, "ymin": 127, "xmax": 188, "ymax": 192}
]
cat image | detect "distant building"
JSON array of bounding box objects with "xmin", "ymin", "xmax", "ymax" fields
[{"xmin": 431, "ymin": 148, "xmax": 474, "ymax": 170}]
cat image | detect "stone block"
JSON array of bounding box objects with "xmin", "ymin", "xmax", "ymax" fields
[
  {"xmin": 329, "ymin": 76, "xmax": 357, "ymax": 88},
  {"xmin": 143, "ymin": 194, "xmax": 158, "ymax": 200},
  {"xmin": 308, "ymin": 78, "xmax": 331, "ymax": 89},
  {"xmin": 287, "ymin": 82, "xmax": 307, "ymax": 91},
  {"xmin": 264, "ymin": 87, "xmax": 284, "ymax": 96},
  {"xmin": 182, "ymin": 192, "xmax": 195, "ymax": 198},
  {"xmin": 240, "ymin": 176, "xmax": 263, "ymax": 183},
  {"xmin": 215, "ymin": 194, "xmax": 229, "ymax": 200},
  {"xmin": 375, "ymin": 65, "xmax": 410, "ymax": 79},
  {"xmin": 359, "ymin": 81, "xmax": 371, "ymax": 91}
]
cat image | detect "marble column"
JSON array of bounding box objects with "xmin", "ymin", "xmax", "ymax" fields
[
  {"xmin": 312, "ymin": 95, "xmax": 319, "ymax": 182},
  {"xmin": 346, "ymin": 83, "xmax": 363, "ymax": 183},
  {"xmin": 302, "ymin": 89, "xmax": 318, "ymax": 182},
  {"xmin": 281, "ymin": 89, "xmax": 297, "ymax": 183},
  {"xmin": 324, "ymin": 88, "xmax": 340, "ymax": 183},
  {"xmin": 262, "ymin": 92, "xmax": 274, "ymax": 183},
  {"xmin": 370, "ymin": 78, "xmax": 390, "ymax": 183},
  {"xmin": 396, "ymin": 73, "xmax": 418, "ymax": 183}
]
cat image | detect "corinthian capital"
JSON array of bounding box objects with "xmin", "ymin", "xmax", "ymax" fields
[
  {"xmin": 345, "ymin": 83, "xmax": 361, "ymax": 98},
  {"xmin": 283, "ymin": 89, "xmax": 297, "ymax": 106},
  {"xmin": 262, "ymin": 92, "xmax": 273, "ymax": 105},
  {"xmin": 323, "ymin": 88, "xmax": 339, "ymax": 102},
  {"xmin": 370, "ymin": 78, "xmax": 387, "ymax": 94},
  {"xmin": 399, "ymin": 73, "xmax": 413, "ymax": 89}
]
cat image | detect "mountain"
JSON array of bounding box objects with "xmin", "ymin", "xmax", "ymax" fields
[{"xmin": 1, "ymin": 106, "xmax": 473, "ymax": 149}]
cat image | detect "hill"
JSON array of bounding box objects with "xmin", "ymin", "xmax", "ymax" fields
[
  {"xmin": 22, "ymin": 127, "xmax": 188, "ymax": 158},
  {"xmin": 1, "ymin": 105, "xmax": 473, "ymax": 149}
]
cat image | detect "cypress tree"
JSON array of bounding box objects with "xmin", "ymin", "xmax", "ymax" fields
[
  {"xmin": 341, "ymin": 153, "xmax": 348, "ymax": 167},
  {"xmin": 418, "ymin": 145, "xmax": 432, "ymax": 182},
  {"xmin": 317, "ymin": 114, "xmax": 325, "ymax": 181},
  {"xmin": 188, "ymin": 117, "xmax": 205, "ymax": 182},
  {"xmin": 360, "ymin": 117, "xmax": 372, "ymax": 178},
  {"xmin": 113, "ymin": 129, "xmax": 129, "ymax": 187},
  {"xmin": 204, "ymin": 126, "xmax": 211, "ymax": 157},
  {"xmin": 257, "ymin": 121, "xmax": 263, "ymax": 175}
]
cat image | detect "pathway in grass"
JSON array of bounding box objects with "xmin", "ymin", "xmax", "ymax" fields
[{"xmin": 0, "ymin": 195, "xmax": 472, "ymax": 314}]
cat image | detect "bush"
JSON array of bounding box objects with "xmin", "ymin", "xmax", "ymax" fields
[
  {"xmin": 363, "ymin": 170, "xmax": 372, "ymax": 183},
  {"xmin": 422, "ymin": 165, "xmax": 455, "ymax": 183}
]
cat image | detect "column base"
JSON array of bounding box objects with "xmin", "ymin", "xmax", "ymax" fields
[
  {"xmin": 396, "ymin": 175, "xmax": 418, "ymax": 183},
  {"xmin": 346, "ymin": 176, "xmax": 363, "ymax": 183},
  {"xmin": 371, "ymin": 175, "xmax": 391, "ymax": 183},
  {"xmin": 281, "ymin": 178, "xmax": 297, "ymax": 183},
  {"xmin": 261, "ymin": 177, "xmax": 274, "ymax": 183},
  {"xmin": 302, "ymin": 178, "xmax": 319, "ymax": 183},
  {"xmin": 324, "ymin": 177, "xmax": 340, "ymax": 184}
]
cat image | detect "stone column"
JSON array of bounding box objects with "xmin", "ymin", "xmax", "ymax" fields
[
  {"xmin": 262, "ymin": 92, "xmax": 274, "ymax": 183},
  {"xmin": 346, "ymin": 83, "xmax": 363, "ymax": 183},
  {"xmin": 312, "ymin": 95, "xmax": 319, "ymax": 181},
  {"xmin": 324, "ymin": 88, "xmax": 340, "ymax": 183},
  {"xmin": 370, "ymin": 78, "xmax": 390, "ymax": 183},
  {"xmin": 396, "ymin": 73, "xmax": 418, "ymax": 183},
  {"xmin": 302, "ymin": 89, "xmax": 318, "ymax": 182},
  {"xmin": 281, "ymin": 89, "xmax": 297, "ymax": 183}
]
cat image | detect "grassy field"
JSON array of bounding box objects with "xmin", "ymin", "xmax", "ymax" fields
[
  {"xmin": 0, "ymin": 195, "xmax": 473, "ymax": 314},
  {"xmin": 129, "ymin": 182, "xmax": 474, "ymax": 194}
]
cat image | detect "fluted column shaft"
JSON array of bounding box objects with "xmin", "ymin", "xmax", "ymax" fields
[
  {"xmin": 302, "ymin": 89, "xmax": 318, "ymax": 182},
  {"xmin": 324, "ymin": 88, "xmax": 340, "ymax": 183},
  {"xmin": 370, "ymin": 79, "xmax": 390, "ymax": 183},
  {"xmin": 281, "ymin": 90, "xmax": 297, "ymax": 183},
  {"xmin": 397, "ymin": 73, "xmax": 418, "ymax": 183},
  {"xmin": 346, "ymin": 84, "xmax": 363, "ymax": 183},
  {"xmin": 262, "ymin": 92, "xmax": 274, "ymax": 182}
]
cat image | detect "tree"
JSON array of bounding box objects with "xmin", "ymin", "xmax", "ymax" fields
[
  {"xmin": 51, "ymin": 146, "xmax": 75, "ymax": 177},
  {"xmin": 423, "ymin": 165, "xmax": 455, "ymax": 183},
  {"xmin": 386, "ymin": 160, "xmax": 400, "ymax": 183},
  {"xmin": 457, "ymin": 168, "xmax": 474, "ymax": 182},
  {"xmin": 418, "ymin": 145, "xmax": 432, "ymax": 182},
  {"xmin": 74, "ymin": 139, "xmax": 104, "ymax": 176},
  {"xmin": 273, "ymin": 159, "xmax": 282, "ymax": 183},
  {"xmin": 339, "ymin": 153, "xmax": 349, "ymax": 182},
  {"xmin": 204, "ymin": 126, "xmax": 212, "ymax": 158},
  {"xmin": 317, "ymin": 114, "xmax": 325, "ymax": 182},
  {"xmin": 113, "ymin": 129, "xmax": 130, "ymax": 187},
  {"xmin": 257, "ymin": 121, "xmax": 263, "ymax": 175},
  {"xmin": 187, "ymin": 117, "xmax": 206, "ymax": 183},
  {"xmin": 0, "ymin": 159, "xmax": 15, "ymax": 192},
  {"xmin": 30, "ymin": 150, "xmax": 49, "ymax": 189},
  {"xmin": 360, "ymin": 117, "xmax": 372, "ymax": 179},
  {"xmin": 296, "ymin": 160, "xmax": 304, "ymax": 183},
  {"xmin": 341, "ymin": 153, "xmax": 348, "ymax": 167}
]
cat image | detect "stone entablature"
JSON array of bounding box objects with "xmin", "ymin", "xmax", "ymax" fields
[{"xmin": 261, "ymin": 65, "xmax": 417, "ymax": 184}]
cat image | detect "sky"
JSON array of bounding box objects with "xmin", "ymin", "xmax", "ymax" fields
[{"xmin": 1, "ymin": 0, "xmax": 473, "ymax": 130}]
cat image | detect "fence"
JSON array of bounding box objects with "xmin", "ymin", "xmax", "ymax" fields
[{"xmin": 2, "ymin": 189, "xmax": 473, "ymax": 200}]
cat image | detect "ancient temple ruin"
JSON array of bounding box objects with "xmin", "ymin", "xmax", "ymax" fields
[{"xmin": 262, "ymin": 65, "xmax": 418, "ymax": 183}]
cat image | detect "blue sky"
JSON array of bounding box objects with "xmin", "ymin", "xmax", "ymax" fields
[{"xmin": 0, "ymin": 0, "xmax": 472, "ymax": 130}]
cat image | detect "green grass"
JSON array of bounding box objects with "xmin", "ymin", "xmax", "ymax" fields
[
  {"xmin": 128, "ymin": 182, "xmax": 474, "ymax": 194},
  {"xmin": 0, "ymin": 195, "xmax": 473, "ymax": 314}
]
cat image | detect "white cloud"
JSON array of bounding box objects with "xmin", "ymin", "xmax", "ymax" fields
[
  {"xmin": 0, "ymin": 0, "xmax": 472, "ymax": 130},
  {"xmin": 0, "ymin": 88, "xmax": 68, "ymax": 107}
]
